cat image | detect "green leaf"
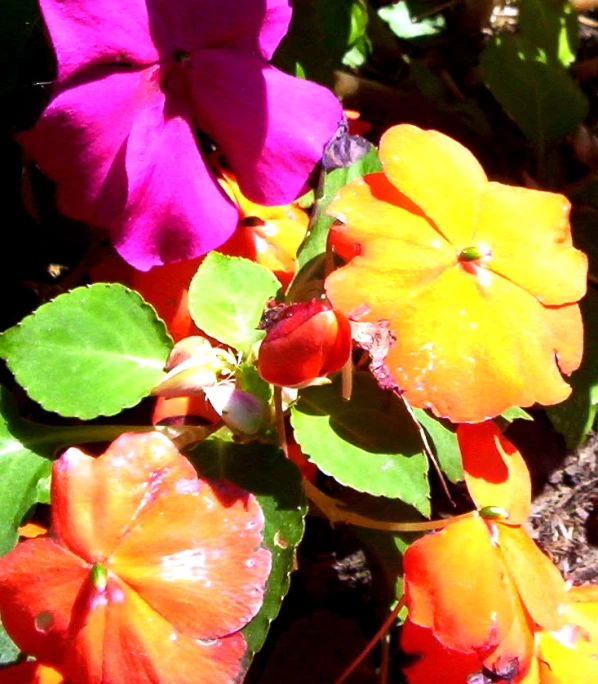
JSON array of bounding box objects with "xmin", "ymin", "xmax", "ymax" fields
[
  {"xmin": 289, "ymin": 146, "xmax": 381, "ymax": 299},
  {"xmin": 187, "ymin": 253, "xmax": 280, "ymax": 356},
  {"xmin": 501, "ymin": 406, "xmax": 534, "ymax": 423},
  {"xmin": 237, "ymin": 363, "xmax": 272, "ymax": 405},
  {"xmin": 412, "ymin": 409, "xmax": 463, "ymax": 483},
  {"xmin": 0, "ymin": 284, "xmax": 172, "ymax": 419},
  {"xmin": 0, "ymin": 616, "xmax": 19, "ymax": 665},
  {"xmin": 379, "ymin": 2, "xmax": 445, "ymax": 40},
  {"xmin": 291, "ymin": 373, "xmax": 430, "ymax": 515},
  {"xmin": 188, "ymin": 439, "xmax": 306, "ymax": 660},
  {"xmin": 0, "ymin": 386, "xmax": 53, "ymax": 556},
  {"xmin": 481, "ymin": 33, "xmax": 588, "ymax": 157},
  {"xmin": 547, "ymin": 289, "xmax": 598, "ymax": 449},
  {"xmin": 518, "ymin": 0, "xmax": 579, "ymax": 67},
  {"xmin": 571, "ymin": 206, "xmax": 598, "ymax": 282},
  {"xmin": 273, "ymin": 0, "xmax": 356, "ymax": 87}
]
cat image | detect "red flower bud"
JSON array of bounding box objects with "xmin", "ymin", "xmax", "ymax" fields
[{"xmin": 258, "ymin": 300, "xmax": 352, "ymax": 388}]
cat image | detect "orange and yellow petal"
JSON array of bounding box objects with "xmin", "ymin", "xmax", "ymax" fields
[
  {"xmin": 458, "ymin": 421, "xmax": 531, "ymax": 524},
  {"xmin": 110, "ymin": 475, "xmax": 270, "ymax": 640},
  {"xmin": 403, "ymin": 516, "xmax": 513, "ymax": 655},
  {"xmin": 327, "ymin": 174, "xmax": 457, "ymax": 299},
  {"xmin": 497, "ymin": 526, "xmax": 567, "ymax": 633},
  {"xmin": 331, "ymin": 245, "xmax": 576, "ymax": 420},
  {"xmin": 379, "ymin": 125, "xmax": 487, "ymax": 246},
  {"xmin": 51, "ymin": 432, "xmax": 199, "ymax": 561},
  {"xmin": 476, "ymin": 183, "xmax": 587, "ymax": 307},
  {"xmin": 482, "ymin": 568, "xmax": 536, "ymax": 678}
]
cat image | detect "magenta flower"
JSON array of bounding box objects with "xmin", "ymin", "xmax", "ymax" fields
[{"xmin": 19, "ymin": 0, "xmax": 342, "ymax": 270}]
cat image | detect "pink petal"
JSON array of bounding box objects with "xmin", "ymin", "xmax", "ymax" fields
[
  {"xmin": 41, "ymin": 0, "xmax": 291, "ymax": 83},
  {"xmin": 39, "ymin": 0, "xmax": 162, "ymax": 81},
  {"xmin": 190, "ymin": 49, "xmax": 342, "ymax": 205},
  {"xmin": 149, "ymin": 0, "xmax": 291, "ymax": 61},
  {"xmin": 19, "ymin": 66, "xmax": 238, "ymax": 270},
  {"xmin": 19, "ymin": 67, "xmax": 164, "ymax": 230},
  {"xmin": 111, "ymin": 68, "xmax": 238, "ymax": 269}
]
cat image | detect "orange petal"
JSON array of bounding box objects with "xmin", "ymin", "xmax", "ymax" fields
[
  {"xmin": 497, "ymin": 526, "xmax": 567, "ymax": 632},
  {"xmin": 458, "ymin": 422, "xmax": 531, "ymax": 524},
  {"xmin": 0, "ymin": 662, "xmax": 64, "ymax": 684},
  {"xmin": 0, "ymin": 537, "xmax": 88, "ymax": 670},
  {"xmin": 403, "ymin": 516, "xmax": 513, "ymax": 655},
  {"xmin": 65, "ymin": 577, "xmax": 246, "ymax": 684},
  {"xmin": 379, "ymin": 125, "xmax": 487, "ymax": 246},
  {"xmin": 18, "ymin": 522, "xmax": 48, "ymax": 539},
  {"xmin": 401, "ymin": 619, "xmax": 483, "ymax": 683},
  {"xmin": 51, "ymin": 432, "xmax": 200, "ymax": 561},
  {"xmin": 482, "ymin": 566, "xmax": 536, "ymax": 679},
  {"xmin": 110, "ymin": 475, "xmax": 270, "ymax": 640},
  {"xmin": 476, "ymin": 183, "xmax": 587, "ymax": 306},
  {"xmin": 329, "ymin": 242, "xmax": 578, "ymax": 420},
  {"xmin": 537, "ymin": 612, "xmax": 598, "ymax": 684},
  {"xmin": 327, "ymin": 174, "xmax": 457, "ymax": 299},
  {"xmin": 129, "ymin": 259, "xmax": 203, "ymax": 342}
]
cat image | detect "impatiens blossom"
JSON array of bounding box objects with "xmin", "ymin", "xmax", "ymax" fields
[
  {"xmin": 0, "ymin": 432, "xmax": 271, "ymax": 684},
  {"xmin": 402, "ymin": 422, "xmax": 569, "ymax": 680},
  {"xmin": 21, "ymin": 0, "xmax": 341, "ymax": 270},
  {"xmin": 325, "ymin": 124, "xmax": 588, "ymax": 422},
  {"xmin": 402, "ymin": 584, "xmax": 598, "ymax": 683}
]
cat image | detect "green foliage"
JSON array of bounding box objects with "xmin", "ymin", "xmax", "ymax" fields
[
  {"xmin": 188, "ymin": 253, "xmax": 280, "ymax": 357},
  {"xmin": 291, "ymin": 373, "xmax": 430, "ymax": 515},
  {"xmin": 547, "ymin": 288, "xmax": 598, "ymax": 449},
  {"xmin": 501, "ymin": 407, "xmax": 534, "ymax": 423},
  {"xmin": 518, "ymin": 0, "xmax": 579, "ymax": 68},
  {"xmin": 274, "ymin": 0, "xmax": 356, "ymax": 86},
  {"xmin": 0, "ymin": 284, "xmax": 172, "ymax": 419},
  {"xmin": 0, "ymin": 387, "xmax": 53, "ymax": 557},
  {"xmin": 188, "ymin": 439, "xmax": 306, "ymax": 659},
  {"xmin": 412, "ymin": 409, "xmax": 463, "ymax": 483},
  {"xmin": 481, "ymin": 33, "xmax": 587, "ymax": 158},
  {"xmin": 379, "ymin": 1, "xmax": 445, "ymax": 40}
]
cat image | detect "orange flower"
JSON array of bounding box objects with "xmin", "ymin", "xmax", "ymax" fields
[
  {"xmin": 325, "ymin": 124, "xmax": 587, "ymax": 422},
  {"xmin": 402, "ymin": 584, "xmax": 598, "ymax": 683},
  {"xmin": 0, "ymin": 432, "xmax": 271, "ymax": 684},
  {"xmin": 402, "ymin": 422, "xmax": 568, "ymax": 679},
  {"xmin": 217, "ymin": 172, "xmax": 309, "ymax": 289},
  {"xmin": 2, "ymin": 662, "xmax": 64, "ymax": 684}
]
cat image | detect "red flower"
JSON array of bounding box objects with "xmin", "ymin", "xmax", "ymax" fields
[
  {"xmin": 257, "ymin": 299, "xmax": 352, "ymax": 388},
  {"xmin": 0, "ymin": 432, "xmax": 271, "ymax": 684}
]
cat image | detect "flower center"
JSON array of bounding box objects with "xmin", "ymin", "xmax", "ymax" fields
[
  {"xmin": 479, "ymin": 505, "xmax": 509, "ymax": 520},
  {"xmin": 173, "ymin": 49, "xmax": 191, "ymax": 65},
  {"xmin": 91, "ymin": 562, "xmax": 108, "ymax": 592},
  {"xmin": 458, "ymin": 244, "xmax": 492, "ymax": 262}
]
